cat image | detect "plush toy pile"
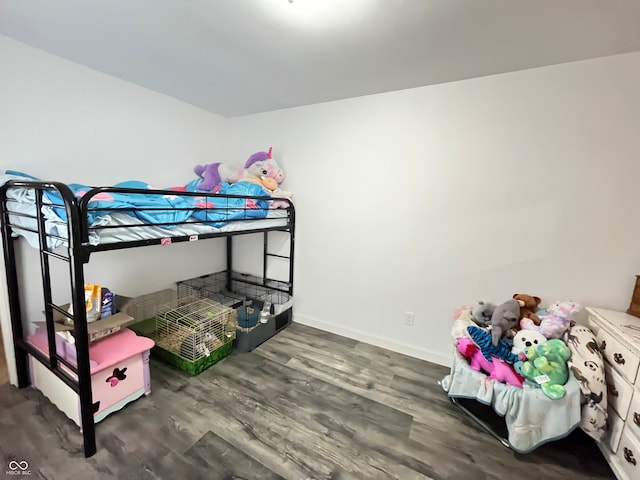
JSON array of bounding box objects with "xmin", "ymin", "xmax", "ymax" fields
[
  {"xmin": 453, "ymin": 293, "xmax": 587, "ymax": 399},
  {"xmin": 452, "ymin": 293, "xmax": 609, "ymax": 442},
  {"xmin": 194, "ymin": 147, "xmax": 293, "ymax": 208}
]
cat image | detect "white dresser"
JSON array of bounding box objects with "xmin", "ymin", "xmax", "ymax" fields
[{"xmin": 587, "ymin": 307, "xmax": 640, "ymax": 480}]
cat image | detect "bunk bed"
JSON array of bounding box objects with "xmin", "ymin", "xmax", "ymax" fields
[{"xmin": 0, "ymin": 172, "xmax": 295, "ymax": 458}]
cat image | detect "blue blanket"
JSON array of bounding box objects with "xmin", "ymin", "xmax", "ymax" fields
[
  {"xmin": 5, "ymin": 171, "xmax": 271, "ymax": 228},
  {"xmin": 442, "ymin": 348, "xmax": 581, "ymax": 453}
]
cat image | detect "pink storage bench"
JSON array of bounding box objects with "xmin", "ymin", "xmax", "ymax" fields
[{"xmin": 27, "ymin": 328, "xmax": 154, "ymax": 428}]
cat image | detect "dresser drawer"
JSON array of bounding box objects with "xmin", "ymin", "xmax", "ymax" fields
[
  {"xmin": 607, "ymin": 407, "xmax": 626, "ymax": 453},
  {"xmin": 598, "ymin": 328, "xmax": 640, "ymax": 384},
  {"xmin": 626, "ymin": 391, "xmax": 640, "ymax": 438},
  {"xmin": 607, "ymin": 364, "xmax": 635, "ymax": 420},
  {"xmin": 617, "ymin": 427, "xmax": 640, "ymax": 480}
]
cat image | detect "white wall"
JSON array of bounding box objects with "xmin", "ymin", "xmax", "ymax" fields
[
  {"xmin": 0, "ymin": 35, "xmax": 230, "ymax": 385},
  {"xmin": 2, "ymin": 33, "xmax": 640, "ymax": 380},
  {"xmin": 227, "ymin": 51, "xmax": 640, "ymax": 365}
]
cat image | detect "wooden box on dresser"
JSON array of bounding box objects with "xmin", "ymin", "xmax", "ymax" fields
[{"xmin": 586, "ymin": 307, "xmax": 640, "ymax": 480}]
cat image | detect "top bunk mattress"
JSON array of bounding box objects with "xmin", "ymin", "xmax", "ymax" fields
[{"xmin": 1, "ymin": 171, "xmax": 293, "ymax": 250}]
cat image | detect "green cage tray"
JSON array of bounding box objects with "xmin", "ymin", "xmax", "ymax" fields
[
  {"xmin": 128, "ymin": 295, "xmax": 237, "ymax": 376},
  {"xmin": 130, "ymin": 317, "xmax": 233, "ymax": 375}
]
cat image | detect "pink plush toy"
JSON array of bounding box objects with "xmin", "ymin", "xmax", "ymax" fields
[
  {"xmin": 194, "ymin": 147, "xmax": 286, "ymax": 192},
  {"xmin": 457, "ymin": 337, "xmax": 524, "ymax": 387},
  {"xmin": 520, "ymin": 300, "xmax": 582, "ymax": 340}
]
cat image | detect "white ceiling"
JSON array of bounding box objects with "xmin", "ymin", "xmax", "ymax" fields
[{"xmin": 2, "ymin": 0, "xmax": 640, "ymax": 117}]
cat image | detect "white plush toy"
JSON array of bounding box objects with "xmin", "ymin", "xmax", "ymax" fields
[
  {"xmin": 451, "ymin": 306, "xmax": 477, "ymax": 342},
  {"xmin": 512, "ymin": 329, "xmax": 548, "ymax": 355},
  {"xmin": 268, "ymin": 187, "xmax": 294, "ymax": 209}
]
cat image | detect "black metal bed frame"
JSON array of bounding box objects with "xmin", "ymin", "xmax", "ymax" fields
[
  {"xmin": 0, "ymin": 180, "xmax": 295, "ymax": 458},
  {"xmin": 449, "ymin": 396, "xmax": 511, "ymax": 449}
]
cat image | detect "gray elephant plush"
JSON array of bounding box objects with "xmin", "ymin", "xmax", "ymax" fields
[
  {"xmin": 470, "ymin": 301, "xmax": 496, "ymax": 327},
  {"xmin": 490, "ymin": 299, "xmax": 520, "ymax": 346}
]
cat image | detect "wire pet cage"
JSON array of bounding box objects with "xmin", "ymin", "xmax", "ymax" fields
[
  {"xmin": 177, "ymin": 271, "xmax": 245, "ymax": 308},
  {"xmin": 177, "ymin": 270, "xmax": 293, "ymax": 352},
  {"xmin": 129, "ymin": 293, "xmax": 237, "ymax": 375},
  {"xmin": 178, "ymin": 271, "xmax": 292, "ymax": 314},
  {"xmin": 122, "ymin": 288, "xmax": 177, "ymax": 327}
]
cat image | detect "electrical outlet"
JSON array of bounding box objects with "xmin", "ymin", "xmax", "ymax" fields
[{"xmin": 404, "ymin": 311, "xmax": 415, "ymax": 326}]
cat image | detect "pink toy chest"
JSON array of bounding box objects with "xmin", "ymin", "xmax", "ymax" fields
[{"xmin": 27, "ymin": 328, "xmax": 154, "ymax": 427}]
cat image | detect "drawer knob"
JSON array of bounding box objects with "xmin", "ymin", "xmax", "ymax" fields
[
  {"xmin": 624, "ymin": 447, "xmax": 637, "ymax": 466},
  {"xmin": 607, "ymin": 383, "xmax": 619, "ymax": 397},
  {"xmin": 634, "ymin": 412, "xmax": 640, "ymax": 427},
  {"xmin": 614, "ymin": 353, "xmax": 626, "ymax": 365}
]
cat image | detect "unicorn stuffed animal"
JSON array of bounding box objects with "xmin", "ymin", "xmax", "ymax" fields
[{"xmin": 194, "ymin": 147, "xmax": 287, "ymax": 193}]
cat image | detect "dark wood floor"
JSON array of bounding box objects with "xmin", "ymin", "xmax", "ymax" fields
[{"xmin": 0, "ymin": 323, "xmax": 614, "ymax": 480}]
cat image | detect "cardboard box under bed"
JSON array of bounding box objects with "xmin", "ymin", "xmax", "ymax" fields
[{"xmin": 36, "ymin": 295, "xmax": 138, "ymax": 345}]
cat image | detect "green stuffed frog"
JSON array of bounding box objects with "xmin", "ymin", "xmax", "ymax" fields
[{"xmin": 514, "ymin": 339, "xmax": 572, "ymax": 400}]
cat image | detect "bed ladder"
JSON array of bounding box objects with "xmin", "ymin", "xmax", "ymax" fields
[
  {"xmin": 36, "ymin": 218, "xmax": 97, "ymax": 458},
  {"xmin": 225, "ymin": 228, "xmax": 295, "ymax": 298},
  {"xmin": 262, "ymin": 231, "xmax": 294, "ymax": 296},
  {"xmin": 0, "ymin": 183, "xmax": 97, "ymax": 457}
]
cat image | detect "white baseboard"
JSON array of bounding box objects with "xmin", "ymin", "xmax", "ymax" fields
[{"xmin": 293, "ymin": 314, "xmax": 452, "ymax": 367}]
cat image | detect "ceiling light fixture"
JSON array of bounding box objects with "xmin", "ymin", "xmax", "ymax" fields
[{"xmin": 268, "ymin": 0, "xmax": 371, "ymax": 26}]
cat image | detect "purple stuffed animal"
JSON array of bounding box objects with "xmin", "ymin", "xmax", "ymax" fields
[
  {"xmin": 194, "ymin": 147, "xmax": 285, "ymax": 192},
  {"xmin": 520, "ymin": 300, "xmax": 582, "ymax": 340}
]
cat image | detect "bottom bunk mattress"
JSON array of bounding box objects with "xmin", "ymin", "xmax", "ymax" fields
[
  {"xmin": 82, "ymin": 209, "xmax": 289, "ymax": 246},
  {"xmin": 440, "ymin": 347, "xmax": 582, "ymax": 453}
]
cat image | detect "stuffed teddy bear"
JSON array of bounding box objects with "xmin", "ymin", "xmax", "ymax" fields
[
  {"xmin": 514, "ymin": 339, "xmax": 572, "ymax": 400},
  {"xmin": 457, "ymin": 337, "xmax": 524, "ymax": 387},
  {"xmin": 513, "ymin": 293, "xmax": 542, "ymax": 326},
  {"xmin": 194, "ymin": 147, "xmax": 286, "ymax": 193},
  {"xmin": 511, "ymin": 329, "xmax": 547, "ymax": 356},
  {"xmin": 470, "ymin": 301, "xmax": 496, "ymax": 327},
  {"xmin": 489, "ymin": 299, "xmax": 521, "ymax": 346}
]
